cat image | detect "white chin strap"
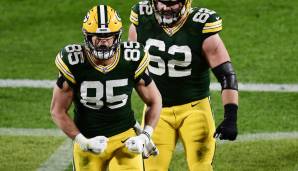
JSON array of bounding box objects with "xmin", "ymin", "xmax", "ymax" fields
[{"xmin": 92, "ymin": 49, "xmax": 115, "ymax": 60}]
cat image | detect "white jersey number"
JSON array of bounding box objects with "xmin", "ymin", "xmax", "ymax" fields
[
  {"xmin": 192, "ymin": 8, "xmax": 216, "ymax": 23},
  {"xmin": 65, "ymin": 44, "xmax": 84, "ymax": 65},
  {"xmin": 80, "ymin": 79, "xmax": 128, "ymax": 110},
  {"xmin": 124, "ymin": 42, "xmax": 141, "ymax": 62},
  {"xmin": 145, "ymin": 39, "xmax": 192, "ymax": 77},
  {"xmin": 139, "ymin": 1, "xmax": 153, "ymax": 15}
]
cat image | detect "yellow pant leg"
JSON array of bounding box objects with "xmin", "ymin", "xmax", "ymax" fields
[
  {"xmin": 73, "ymin": 128, "xmax": 143, "ymax": 171},
  {"xmin": 73, "ymin": 142, "xmax": 109, "ymax": 171},
  {"xmin": 144, "ymin": 107, "xmax": 177, "ymax": 171},
  {"xmin": 176, "ymin": 98, "xmax": 216, "ymax": 171},
  {"xmin": 109, "ymin": 146, "xmax": 143, "ymax": 171},
  {"xmin": 108, "ymin": 129, "xmax": 143, "ymax": 171}
]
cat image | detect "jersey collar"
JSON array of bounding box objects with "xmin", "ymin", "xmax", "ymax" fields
[
  {"xmin": 161, "ymin": 11, "xmax": 190, "ymax": 37},
  {"xmin": 86, "ymin": 48, "xmax": 120, "ymax": 74}
]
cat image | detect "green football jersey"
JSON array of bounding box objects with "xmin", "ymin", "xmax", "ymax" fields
[
  {"xmin": 55, "ymin": 42, "xmax": 149, "ymax": 138},
  {"xmin": 130, "ymin": 1, "xmax": 222, "ymax": 106}
]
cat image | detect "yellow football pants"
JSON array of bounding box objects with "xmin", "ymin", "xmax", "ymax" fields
[
  {"xmin": 73, "ymin": 128, "xmax": 143, "ymax": 171},
  {"xmin": 144, "ymin": 98, "xmax": 216, "ymax": 171}
]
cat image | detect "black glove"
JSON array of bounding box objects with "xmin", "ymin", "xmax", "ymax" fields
[{"xmin": 214, "ymin": 104, "xmax": 238, "ymax": 140}]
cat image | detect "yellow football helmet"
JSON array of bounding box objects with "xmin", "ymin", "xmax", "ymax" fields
[
  {"xmin": 151, "ymin": 0, "xmax": 191, "ymax": 27},
  {"xmin": 82, "ymin": 5, "xmax": 122, "ymax": 59}
]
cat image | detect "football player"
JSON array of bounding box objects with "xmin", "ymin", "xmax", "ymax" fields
[
  {"xmin": 129, "ymin": 0, "xmax": 239, "ymax": 170},
  {"xmin": 50, "ymin": 5, "xmax": 162, "ymax": 171}
]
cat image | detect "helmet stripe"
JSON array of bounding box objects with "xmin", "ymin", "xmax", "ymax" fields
[
  {"xmin": 98, "ymin": 5, "xmax": 105, "ymax": 26},
  {"xmin": 98, "ymin": 5, "xmax": 108, "ymax": 29},
  {"xmin": 104, "ymin": 5, "xmax": 108, "ymax": 26}
]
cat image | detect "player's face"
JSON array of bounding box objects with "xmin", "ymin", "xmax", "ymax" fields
[
  {"xmin": 91, "ymin": 35, "xmax": 115, "ymax": 49},
  {"xmin": 90, "ymin": 35, "xmax": 116, "ymax": 60},
  {"xmin": 155, "ymin": 1, "xmax": 183, "ymax": 19}
]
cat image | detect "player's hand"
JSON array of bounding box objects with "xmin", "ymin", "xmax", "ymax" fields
[
  {"xmin": 143, "ymin": 139, "xmax": 159, "ymax": 158},
  {"xmin": 214, "ymin": 119, "xmax": 237, "ymax": 140},
  {"xmin": 75, "ymin": 133, "xmax": 109, "ymax": 153},
  {"xmin": 214, "ymin": 104, "xmax": 238, "ymax": 141},
  {"xmin": 124, "ymin": 134, "xmax": 149, "ymax": 154},
  {"xmin": 133, "ymin": 122, "xmax": 159, "ymax": 158}
]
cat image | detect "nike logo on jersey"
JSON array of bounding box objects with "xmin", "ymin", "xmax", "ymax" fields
[{"xmin": 216, "ymin": 17, "xmax": 220, "ymax": 20}]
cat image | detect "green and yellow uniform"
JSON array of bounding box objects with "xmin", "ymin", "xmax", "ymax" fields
[
  {"xmin": 55, "ymin": 41, "xmax": 149, "ymax": 171},
  {"xmin": 130, "ymin": 1, "xmax": 222, "ymax": 170}
]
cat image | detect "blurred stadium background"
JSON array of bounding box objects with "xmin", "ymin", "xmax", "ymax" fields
[{"xmin": 0, "ymin": 0, "xmax": 297, "ymax": 170}]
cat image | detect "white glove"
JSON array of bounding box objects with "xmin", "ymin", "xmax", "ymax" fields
[
  {"xmin": 143, "ymin": 139, "xmax": 159, "ymax": 158},
  {"xmin": 125, "ymin": 134, "xmax": 149, "ymax": 154},
  {"xmin": 75, "ymin": 133, "xmax": 108, "ymax": 154},
  {"xmin": 133, "ymin": 122, "xmax": 159, "ymax": 158}
]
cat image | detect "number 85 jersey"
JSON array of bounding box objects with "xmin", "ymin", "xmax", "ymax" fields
[
  {"xmin": 131, "ymin": 1, "xmax": 223, "ymax": 106},
  {"xmin": 55, "ymin": 42, "xmax": 149, "ymax": 138}
]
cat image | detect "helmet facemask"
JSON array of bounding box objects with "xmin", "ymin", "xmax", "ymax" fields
[
  {"xmin": 84, "ymin": 31, "xmax": 122, "ymax": 60},
  {"xmin": 151, "ymin": 0, "xmax": 187, "ymax": 27}
]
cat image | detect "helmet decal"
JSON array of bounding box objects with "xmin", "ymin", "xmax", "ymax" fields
[{"xmin": 83, "ymin": 12, "xmax": 90, "ymax": 23}]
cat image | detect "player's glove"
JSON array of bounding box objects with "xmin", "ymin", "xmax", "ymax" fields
[
  {"xmin": 75, "ymin": 133, "xmax": 109, "ymax": 153},
  {"xmin": 133, "ymin": 122, "xmax": 159, "ymax": 158},
  {"xmin": 124, "ymin": 133, "xmax": 149, "ymax": 154},
  {"xmin": 214, "ymin": 104, "xmax": 238, "ymax": 140},
  {"xmin": 142, "ymin": 138, "xmax": 159, "ymax": 158}
]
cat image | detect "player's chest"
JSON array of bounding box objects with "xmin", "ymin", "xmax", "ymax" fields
[
  {"xmin": 143, "ymin": 33, "xmax": 204, "ymax": 67},
  {"xmin": 73, "ymin": 64, "xmax": 135, "ymax": 110},
  {"xmin": 73, "ymin": 63, "xmax": 134, "ymax": 87},
  {"xmin": 142, "ymin": 26, "xmax": 202, "ymax": 59}
]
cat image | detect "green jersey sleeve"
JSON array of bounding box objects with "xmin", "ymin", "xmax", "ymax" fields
[
  {"xmin": 130, "ymin": 1, "xmax": 153, "ymax": 27},
  {"xmin": 199, "ymin": 8, "xmax": 223, "ymax": 37},
  {"xmin": 121, "ymin": 41, "xmax": 150, "ymax": 80},
  {"xmin": 132, "ymin": 45, "xmax": 150, "ymax": 80},
  {"xmin": 55, "ymin": 44, "xmax": 84, "ymax": 87},
  {"xmin": 130, "ymin": 3, "xmax": 140, "ymax": 26}
]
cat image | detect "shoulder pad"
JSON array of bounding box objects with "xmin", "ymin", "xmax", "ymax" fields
[
  {"xmin": 137, "ymin": 1, "xmax": 153, "ymax": 16},
  {"xmin": 60, "ymin": 44, "xmax": 85, "ymax": 66},
  {"xmin": 60, "ymin": 44, "xmax": 84, "ymax": 59},
  {"xmin": 55, "ymin": 44, "xmax": 85, "ymax": 84},
  {"xmin": 190, "ymin": 8, "xmax": 222, "ymax": 34},
  {"xmin": 121, "ymin": 41, "xmax": 143, "ymax": 51},
  {"xmin": 130, "ymin": 1, "xmax": 153, "ymax": 25},
  {"xmin": 121, "ymin": 41, "xmax": 150, "ymax": 79}
]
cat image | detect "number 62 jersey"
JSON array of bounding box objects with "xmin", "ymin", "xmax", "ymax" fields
[
  {"xmin": 55, "ymin": 42, "xmax": 149, "ymax": 138},
  {"xmin": 131, "ymin": 1, "xmax": 223, "ymax": 106}
]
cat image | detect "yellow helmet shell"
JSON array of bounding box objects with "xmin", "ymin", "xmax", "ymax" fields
[
  {"xmin": 82, "ymin": 5, "xmax": 122, "ymax": 34},
  {"xmin": 82, "ymin": 5, "xmax": 123, "ymax": 60}
]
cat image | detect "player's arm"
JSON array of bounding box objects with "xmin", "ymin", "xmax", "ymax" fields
[
  {"xmin": 203, "ymin": 34, "xmax": 238, "ymax": 105},
  {"xmin": 128, "ymin": 24, "xmax": 138, "ymax": 41},
  {"xmin": 202, "ymin": 33, "xmax": 239, "ymax": 141},
  {"xmin": 50, "ymin": 78, "xmax": 78, "ymax": 139},
  {"xmin": 135, "ymin": 72, "xmax": 162, "ymax": 130},
  {"xmin": 128, "ymin": 4, "xmax": 139, "ymax": 41},
  {"xmin": 125, "ymin": 71, "xmax": 162, "ymax": 154}
]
